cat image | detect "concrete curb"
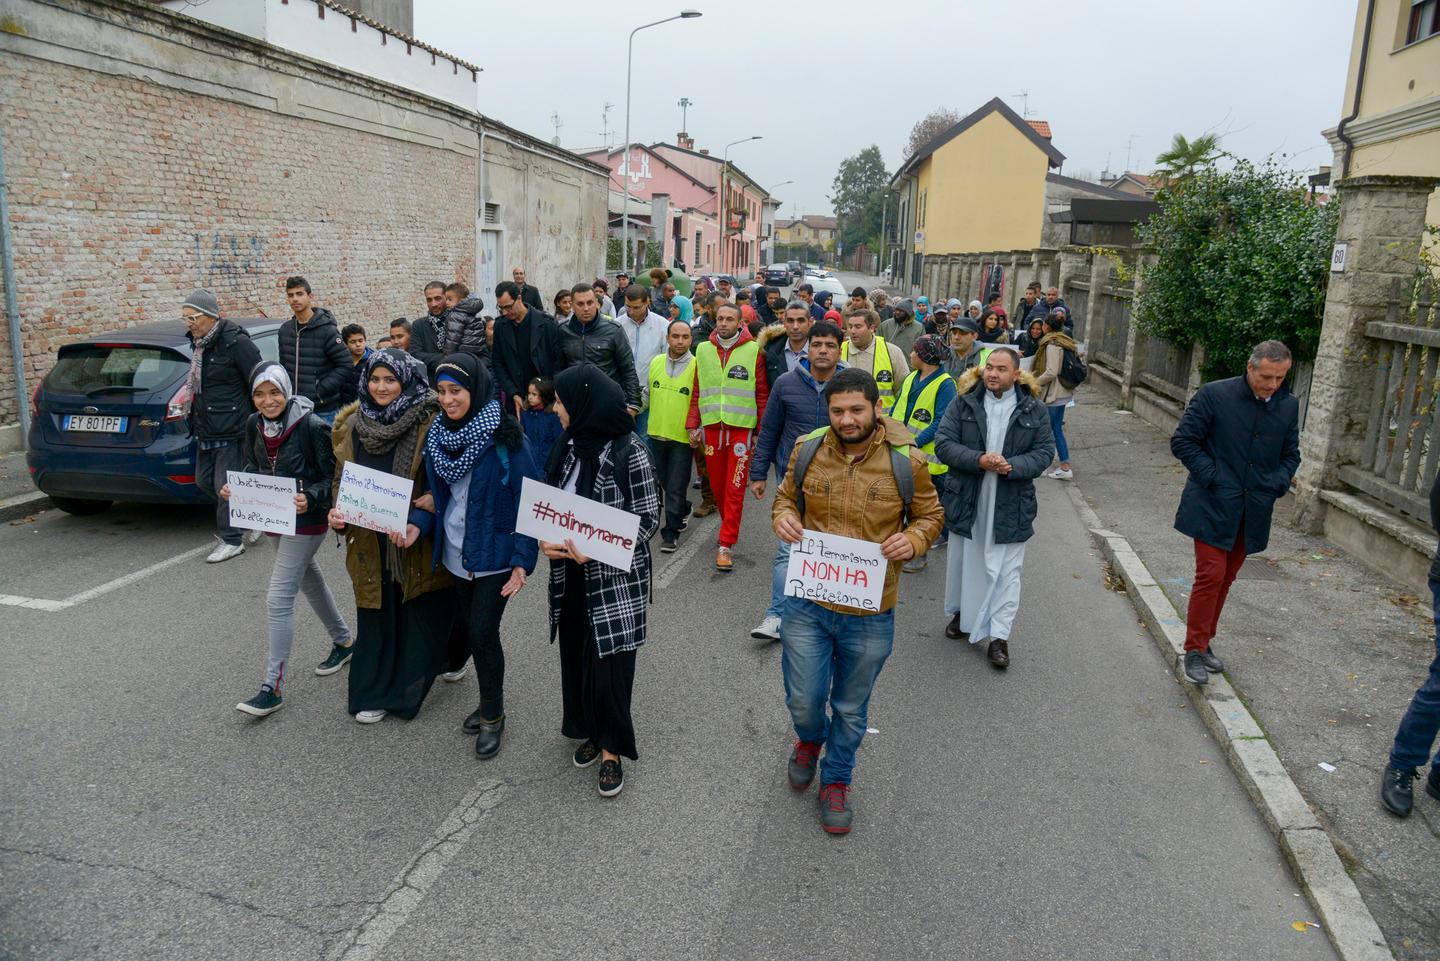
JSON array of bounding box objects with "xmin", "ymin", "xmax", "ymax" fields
[
  {"xmin": 1061, "ymin": 482, "xmax": 1395, "ymax": 961},
  {"xmin": 0, "ymin": 490, "xmax": 50, "ymax": 523}
]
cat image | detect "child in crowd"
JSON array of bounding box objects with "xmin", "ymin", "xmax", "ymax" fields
[{"xmin": 521, "ymin": 377, "xmax": 564, "ymax": 470}]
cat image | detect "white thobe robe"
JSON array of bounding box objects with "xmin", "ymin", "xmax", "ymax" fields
[{"xmin": 946, "ymin": 388, "xmax": 1026, "ymax": 642}]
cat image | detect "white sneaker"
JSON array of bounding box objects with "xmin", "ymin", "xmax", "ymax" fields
[
  {"xmin": 440, "ymin": 667, "xmax": 467, "ymax": 683},
  {"xmin": 1048, "ymin": 468, "xmax": 1074, "ymax": 480},
  {"xmin": 205, "ymin": 541, "xmax": 246, "ymax": 563},
  {"xmin": 243, "ymin": 529, "xmax": 265, "ymax": 546},
  {"xmin": 355, "ymin": 709, "xmax": 388, "ymax": 724},
  {"xmin": 750, "ymin": 615, "xmax": 782, "ymax": 640}
]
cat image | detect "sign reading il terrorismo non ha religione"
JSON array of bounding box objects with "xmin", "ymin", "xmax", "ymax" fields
[
  {"xmin": 333, "ymin": 461, "xmax": 414, "ymax": 536},
  {"xmin": 784, "ymin": 529, "xmax": 886, "ymax": 612},
  {"xmin": 515, "ymin": 477, "xmax": 642, "ymax": 573},
  {"xmin": 226, "ymin": 471, "xmax": 296, "ymax": 536}
]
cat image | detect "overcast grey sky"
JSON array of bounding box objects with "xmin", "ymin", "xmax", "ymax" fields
[{"xmin": 416, "ymin": 0, "xmax": 1356, "ymax": 218}]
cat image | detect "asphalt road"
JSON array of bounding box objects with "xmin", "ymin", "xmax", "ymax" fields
[{"xmin": 0, "ymin": 460, "xmax": 1342, "ymax": 961}]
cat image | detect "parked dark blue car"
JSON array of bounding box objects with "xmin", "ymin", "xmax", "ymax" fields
[{"xmin": 27, "ymin": 318, "xmax": 282, "ymax": 515}]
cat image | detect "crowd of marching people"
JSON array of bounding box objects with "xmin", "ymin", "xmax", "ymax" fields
[{"xmin": 181, "ymin": 263, "xmax": 1356, "ymax": 836}]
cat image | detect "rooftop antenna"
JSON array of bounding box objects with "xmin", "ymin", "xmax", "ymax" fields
[
  {"xmin": 550, "ymin": 111, "xmax": 563, "ymax": 146},
  {"xmin": 600, "ymin": 102, "xmax": 614, "ymax": 149},
  {"xmin": 677, "ymin": 97, "xmax": 693, "ymax": 132},
  {"xmin": 1124, "ymin": 133, "xmax": 1136, "ymax": 174},
  {"xmin": 1013, "ymin": 90, "xmax": 1031, "ymax": 118}
]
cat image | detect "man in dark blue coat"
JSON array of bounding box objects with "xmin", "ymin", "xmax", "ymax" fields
[{"xmin": 1170, "ymin": 340, "xmax": 1300, "ymax": 685}]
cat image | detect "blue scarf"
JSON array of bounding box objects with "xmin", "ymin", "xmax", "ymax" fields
[{"xmin": 426, "ymin": 398, "xmax": 502, "ymax": 484}]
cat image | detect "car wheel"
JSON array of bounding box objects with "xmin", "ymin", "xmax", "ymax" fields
[{"xmin": 49, "ymin": 496, "xmax": 113, "ymax": 516}]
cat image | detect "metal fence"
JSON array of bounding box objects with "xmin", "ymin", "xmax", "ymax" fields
[{"xmin": 1339, "ymin": 278, "xmax": 1440, "ymax": 523}]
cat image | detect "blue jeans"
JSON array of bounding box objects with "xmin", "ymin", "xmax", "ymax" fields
[
  {"xmin": 780, "ymin": 597, "xmax": 895, "ymax": 786},
  {"xmin": 1048, "ymin": 404, "xmax": 1069, "ymax": 463},
  {"xmin": 766, "ymin": 540, "xmax": 792, "ymax": 619},
  {"xmin": 634, "ymin": 408, "xmax": 649, "ymax": 439},
  {"xmin": 1389, "ymin": 578, "xmax": 1440, "ymax": 771}
]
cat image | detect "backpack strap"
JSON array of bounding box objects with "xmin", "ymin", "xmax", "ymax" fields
[
  {"xmin": 889, "ymin": 444, "xmax": 915, "ymax": 526},
  {"xmin": 789, "ymin": 431, "xmax": 828, "ymax": 521}
]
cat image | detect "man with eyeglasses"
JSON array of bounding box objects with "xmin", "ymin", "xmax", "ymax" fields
[
  {"xmin": 183, "ymin": 289, "xmax": 263, "ymax": 563},
  {"xmin": 492, "ymin": 280, "xmax": 564, "ymax": 418}
]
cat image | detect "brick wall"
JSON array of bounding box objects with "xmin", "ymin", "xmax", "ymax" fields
[{"xmin": 0, "ymin": 53, "xmax": 475, "ymax": 427}]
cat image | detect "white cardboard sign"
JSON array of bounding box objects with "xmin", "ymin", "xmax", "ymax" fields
[
  {"xmin": 333, "ymin": 461, "xmax": 414, "ymax": 536},
  {"xmin": 515, "ymin": 476, "xmax": 641, "ymax": 573},
  {"xmin": 785, "ymin": 528, "xmax": 887, "ymax": 612},
  {"xmin": 226, "ymin": 471, "xmax": 296, "ymax": 536}
]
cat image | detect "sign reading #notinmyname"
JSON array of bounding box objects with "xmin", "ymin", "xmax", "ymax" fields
[
  {"xmin": 226, "ymin": 471, "xmax": 296, "ymax": 536},
  {"xmin": 785, "ymin": 529, "xmax": 886, "ymax": 612},
  {"xmin": 334, "ymin": 461, "xmax": 414, "ymax": 536},
  {"xmin": 515, "ymin": 477, "xmax": 641, "ymax": 573}
]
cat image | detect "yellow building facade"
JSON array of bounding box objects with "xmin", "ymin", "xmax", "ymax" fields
[{"xmin": 1325, "ymin": 0, "xmax": 1440, "ymax": 223}]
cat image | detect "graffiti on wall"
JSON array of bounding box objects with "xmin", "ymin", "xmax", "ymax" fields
[{"xmin": 194, "ymin": 233, "xmax": 266, "ymax": 287}]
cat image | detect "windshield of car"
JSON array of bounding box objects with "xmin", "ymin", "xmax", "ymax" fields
[{"xmin": 45, "ymin": 345, "xmax": 189, "ymax": 395}]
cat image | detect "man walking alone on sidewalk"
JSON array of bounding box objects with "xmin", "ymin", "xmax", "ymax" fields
[
  {"xmin": 934, "ymin": 347, "xmax": 1054, "ymax": 669},
  {"xmin": 687, "ymin": 302, "xmax": 768, "ymax": 572},
  {"xmin": 773, "ymin": 368, "xmax": 944, "ymax": 834},
  {"xmin": 1170, "ymin": 340, "xmax": 1300, "ymax": 685}
]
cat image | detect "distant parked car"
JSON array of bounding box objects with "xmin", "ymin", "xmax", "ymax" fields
[
  {"xmin": 763, "ymin": 265, "xmax": 790, "ymax": 286},
  {"xmin": 806, "ymin": 276, "xmax": 849, "ymax": 303},
  {"xmin": 787, "ymin": 260, "xmax": 803, "ymax": 280},
  {"xmin": 27, "ymin": 318, "xmax": 282, "ymax": 514},
  {"xmin": 692, "ymin": 273, "xmax": 740, "ymax": 293}
]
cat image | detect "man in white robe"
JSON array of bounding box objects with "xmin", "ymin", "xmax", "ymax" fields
[{"xmin": 933, "ymin": 346, "xmax": 1055, "ymax": 668}]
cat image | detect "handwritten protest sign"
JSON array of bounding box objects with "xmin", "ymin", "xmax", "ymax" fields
[
  {"xmin": 226, "ymin": 471, "xmax": 296, "ymax": 536},
  {"xmin": 515, "ymin": 477, "xmax": 641, "ymax": 572},
  {"xmin": 333, "ymin": 461, "xmax": 414, "ymax": 536},
  {"xmin": 784, "ymin": 529, "xmax": 887, "ymax": 612}
]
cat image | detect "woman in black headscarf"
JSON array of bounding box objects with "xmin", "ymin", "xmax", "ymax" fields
[
  {"xmin": 328, "ymin": 349, "xmax": 451, "ymax": 724},
  {"xmin": 541, "ymin": 364, "xmax": 660, "ymax": 798},
  {"xmin": 422, "ymin": 353, "xmax": 540, "ymax": 759}
]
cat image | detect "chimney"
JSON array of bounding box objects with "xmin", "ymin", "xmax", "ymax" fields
[{"xmin": 677, "ymin": 132, "xmax": 695, "ymax": 150}]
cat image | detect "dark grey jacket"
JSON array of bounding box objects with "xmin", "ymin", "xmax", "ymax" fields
[
  {"xmin": 410, "ymin": 312, "xmax": 448, "ymax": 377},
  {"xmin": 186, "ymin": 318, "xmax": 263, "ymax": 441},
  {"xmin": 934, "ymin": 369, "xmax": 1055, "ymax": 543}
]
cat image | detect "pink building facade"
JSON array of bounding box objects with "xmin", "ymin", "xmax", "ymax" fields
[{"xmin": 583, "ymin": 134, "xmax": 769, "ymax": 279}]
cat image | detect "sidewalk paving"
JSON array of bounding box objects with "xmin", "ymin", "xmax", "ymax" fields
[{"xmin": 1063, "ymin": 379, "xmax": 1438, "ymax": 961}]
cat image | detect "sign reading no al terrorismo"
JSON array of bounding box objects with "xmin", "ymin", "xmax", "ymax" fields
[
  {"xmin": 785, "ymin": 529, "xmax": 886, "ymax": 612},
  {"xmin": 333, "ymin": 461, "xmax": 414, "ymax": 536}
]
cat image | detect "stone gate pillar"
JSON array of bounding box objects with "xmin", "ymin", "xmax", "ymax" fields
[{"xmin": 1292, "ymin": 175, "xmax": 1440, "ymax": 532}]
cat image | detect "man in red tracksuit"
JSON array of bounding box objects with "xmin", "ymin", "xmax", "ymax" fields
[{"xmin": 687, "ymin": 302, "xmax": 769, "ymax": 572}]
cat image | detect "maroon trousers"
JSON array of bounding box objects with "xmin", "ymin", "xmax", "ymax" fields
[{"xmin": 1185, "ymin": 528, "xmax": 1248, "ymax": 653}]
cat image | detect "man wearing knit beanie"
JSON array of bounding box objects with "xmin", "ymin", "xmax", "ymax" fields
[{"xmin": 183, "ymin": 288, "xmax": 262, "ymax": 563}]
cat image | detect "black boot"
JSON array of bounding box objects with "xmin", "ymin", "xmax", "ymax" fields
[
  {"xmin": 462, "ymin": 706, "xmax": 487, "ymax": 735},
  {"xmin": 1428, "ymin": 765, "xmax": 1440, "ymax": 803},
  {"xmin": 945, "ymin": 613, "xmax": 968, "ymax": 640},
  {"xmin": 474, "ymin": 715, "xmax": 505, "ymax": 760},
  {"xmin": 987, "ymin": 638, "xmax": 1010, "ymax": 669},
  {"xmin": 1381, "ymin": 764, "xmax": 1416, "ymax": 817}
]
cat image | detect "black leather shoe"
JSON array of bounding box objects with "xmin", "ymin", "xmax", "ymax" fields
[
  {"xmin": 1381, "ymin": 764, "xmax": 1416, "ymax": 817},
  {"xmin": 987, "ymin": 638, "xmax": 1009, "ymax": 669},
  {"xmin": 945, "ymin": 613, "xmax": 968, "ymax": 640},
  {"xmin": 462, "ymin": 707, "xmax": 488, "ymax": 735},
  {"xmin": 473, "ymin": 715, "xmax": 505, "ymax": 760},
  {"xmin": 1183, "ymin": 651, "xmax": 1209, "ymax": 685},
  {"xmin": 1428, "ymin": 765, "xmax": 1440, "ymax": 803},
  {"xmin": 1199, "ymin": 645, "xmax": 1225, "ymax": 673}
]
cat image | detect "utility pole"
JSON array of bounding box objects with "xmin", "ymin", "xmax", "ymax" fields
[{"xmin": 677, "ymin": 97, "xmax": 692, "ymax": 132}]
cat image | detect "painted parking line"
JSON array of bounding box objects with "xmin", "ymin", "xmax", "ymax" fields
[{"xmin": 0, "ymin": 543, "xmax": 212, "ymax": 613}]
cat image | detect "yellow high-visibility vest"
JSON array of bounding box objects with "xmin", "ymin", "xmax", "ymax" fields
[
  {"xmin": 646, "ymin": 353, "xmax": 696, "ymax": 444},
  {"xmin": 695, "ymin": 340, "xmax": 760, "ymax": 428},
  {"xmin": 892, "ymin": 369, "xmax": 954, "ymax": 475},
  {"xmin": 842, "ymin": 334, "xmax": 897, "ymax": 406}
]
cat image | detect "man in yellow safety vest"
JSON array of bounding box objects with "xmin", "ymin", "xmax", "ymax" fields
[
  {"xmin": 841, "ymin": 307, "xmax": 909, "ymax": 412},
  {"xmin": 686, "ymin": 302, "xmax": 770, "ymax": 571},
  {"xmin": 889, "ymin": 333, "xmax": 958, "ymax": 572}
]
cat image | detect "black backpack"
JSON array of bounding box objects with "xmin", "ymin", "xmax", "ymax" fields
[
  {"xmin": 789, "ymin": 429, "xmax": 915, "ymax": 525},
  {"xmin": 1058, "ymin": 347, "xmax": 1088, "ymax": 389}
]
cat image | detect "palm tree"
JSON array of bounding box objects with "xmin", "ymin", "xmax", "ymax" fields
[{"xmin": 1153, "ymin": 133, "xmax": 1223, "ymax": 186}]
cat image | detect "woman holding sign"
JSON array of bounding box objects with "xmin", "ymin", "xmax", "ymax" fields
[
  {"xmin": 222, "ymin": 363, "xmax": 353, "ymax": 718},
  {"xmin": 542, "ymin": 364, "xmax": 660, "ymax": 798},
  {"xmin": 420, "ymin": 353, "xmax": 540, "ymax": 759},
  {"xmin": 329, "ymin": 349, "xmax": 451, "ymax": 724}
]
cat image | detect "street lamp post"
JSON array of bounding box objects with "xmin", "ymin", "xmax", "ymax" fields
[
  {"xmin": 719, "ymin": 134, "xmax": 761, "ymax": 276},
  {"xmin": 622, "ymin": 10, "xmax": 702, "ymax": 275}
]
